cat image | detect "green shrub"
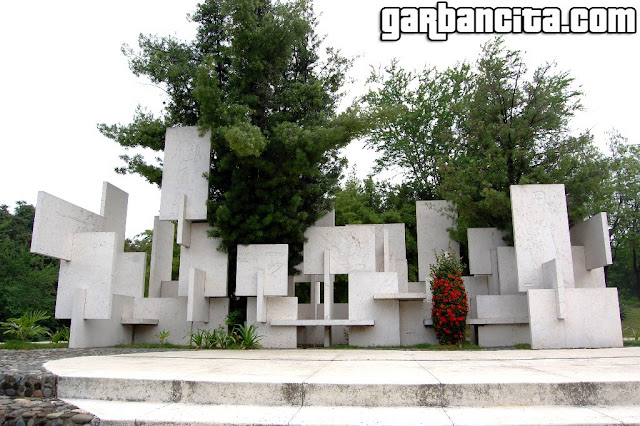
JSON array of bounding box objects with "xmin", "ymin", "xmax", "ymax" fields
[{"xmin": 1, "ymin": 310, "xmax": 51, "ymax": 341}]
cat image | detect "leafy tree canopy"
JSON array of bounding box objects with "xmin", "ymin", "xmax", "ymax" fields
[
  {"xmin": 361, "ymin": 38, "xmax": 609, "ymax": 245},
  {"xmin": 98, "ymin": 0, "xmax": 365, "ymax": 277}
]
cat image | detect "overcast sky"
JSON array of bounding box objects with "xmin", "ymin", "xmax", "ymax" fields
[{"xmin": 0, "ymin": 0, "xmax": 637, "ymax": 238}]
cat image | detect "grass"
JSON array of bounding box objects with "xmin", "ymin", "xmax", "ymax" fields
[
  {"xmin": 621, "ymin": 297, "xmax": 640, "ymax": 339},
  {"xmin": 0, "ymin": 340, "xmax": 68, "ymax": 350}
]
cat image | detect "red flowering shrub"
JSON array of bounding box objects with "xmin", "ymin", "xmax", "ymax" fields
[{"xmin": 430, "ymin": 252, "xmax": 468, "ymax": 345}]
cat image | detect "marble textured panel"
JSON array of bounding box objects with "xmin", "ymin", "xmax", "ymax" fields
[
  {"xmin": 476, "ymin": 295, "xmax": 528, "ymax": 320},
  {"xmin": 477, "ymin": 325, "xmax": 530, "ymax": 347},
  {"xmin": 247, "ymin": 297, "xmax": 298, "ymax": 349},
  {"xmin": 187, "ymin": 268, "xmax": 209, "ymax": 322},
  {"xmin": 69, "ymin": 290, "xmax": 133, "ymax": 348},
  {"xmin": 399, "ymin": 299, "xmax": 438, "ymax": 346},
  {"xmin": 569, "ymin": 213, "xmax": 613, "ymax": 270},
  {"xmin": 31, "ymin": 191, "xmax": 105, "ymax": 261},
  {"xmin": 527, "ymin": 288, "xmax": 623, "ymax": 349},
  {"xmin": 148, "ymin": 217, "xmax": 175, "ymax": 298},
  {"xmin": 572, "ymin": 246, "xmax": 606, "ymax": 289},
  {"xmin": 416, "ymin": 200, "xmax": 459, "ymax": 281},
  {"xmin": 159, "ymin": 126, "xmax": 211, "ymax": 221},
  {"xmin": 113, "ymin": 252, "xmax": 146, "ymax": 298},
  {"xmin": 511, "ymin": 185, "xmax": 574, "ymax": 291},
  {"xmin": 178, "ymin": 223, "xmax": 227, "ymax": 298},
  {"xmin": 303, "ymin": 226, "xmax": 376, "ymax": 275},
  {"xmin": 467, "ymin": 228, "xmax": 506, "ymax": 275},
  {"xmin": 132, "ymin": 297, "xmax": 209, "ymax": 346},
  {"xmin": 496, "ymin": 247, "xmax": 520, "ymax": 295},
  {"xmin": 236, "ymin": 244, "xmax": 288, "ymax": 297},
  {"xmin": 348, "ymin": 272, "xmax": 400, "ymax": 346},
  {"xmin": 56, "ymin": 232, "xmax": 118, "ymax": 320},
  {"xmin": 101, "ymin": 182, "xmax": 128, "ymax": 250}
]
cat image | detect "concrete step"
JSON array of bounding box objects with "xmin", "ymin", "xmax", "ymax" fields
[
  {"xmin": 44, "ymin": 348, "xmax": 640, "ymax": 425},
  {"xmin": 62, "ymin": 399, "xmax": 640, "ymax": 425}
]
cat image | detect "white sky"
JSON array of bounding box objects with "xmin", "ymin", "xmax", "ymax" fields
[{"xmin": 0, "ymin": 0, "xmax": 638, "ymax": 238}]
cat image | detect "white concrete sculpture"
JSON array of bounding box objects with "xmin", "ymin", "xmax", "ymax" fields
[
  {"xmin": 148, "ymin": 217, "xmax": 175, "ymax": 298},
  {"xmin": 349, "ymin": 272, "xmax": 399, "ymax": 347},
  {"xmin": 159, "ymin": 126, "xmax": 211, "ymax": 222},
  {"xmin": 467, "ymin": 228, "xmax": 506, "ymax": 275},
  {"xmin": 31, "ymin": 191, "xmax": 105, "ymax": 261},
  {"xmin": 511, "ymin": 185, "xmax": 575, "ymax": 291},
  {"xmin": 178, "ymin": 223, "xmax": 228, "ymax": 298},
  {"xmin": 496, "ymin": 247, "xmax": 520, "ymax": 295},
  {"xmin": 572, "ymin": 246, "xmax": 606, "ymax": 288},
  {"xmin": 416, "ymin": 200, "xmax": 459, "ymax": 281},
  {"xmin": 187, "ymin": 268, "xmax": 209, "ymax": 322},
  {"xmin": 247, "ymin": 297, "xmax": 298, "ymax": 348},
  {"xmin": 236, "ymin": 244, "xmax": 288, "ymax": 297},
  {"xmin": 303, "ymin": 226, "xmax": 376, "ymax": 275},
  {"xmin": 569, "ymin": 213, "xmax": 613, "ymax": 270}
]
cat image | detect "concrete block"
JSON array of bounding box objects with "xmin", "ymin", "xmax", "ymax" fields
[
  {"xmin": 133, "ymin": 297, "xmax": 206, "ymax": 345},
  {"xmin": 463, "ymin": 276, "xmax": 489, "ymax": 299},
  {"xmin": 160, "ymin": 281, "xmax": 179, "ymax": 298},
  {"xmin": 178, "ymin": 223, "xmax": 227, "ymax": 298},
  {"xmin": 296, "ymin": 303, "xmax": 349, "ymax": 346},
  {"xmin": 176, "ymin": 194, "xmax": 192, "ymax": 247},
  {"xmin": 497, "ymin": 247, "xmax": 520, "ymax": 295},
  {"xmin": 208, "ymin": 298, "xmax": 230, "ymax": 329},
  {"xmin": 477, "ymin": 325, "xmax": 530, "ymax": 347},
  {"xmin": 313, "ymin": 209, "xmax": 335, "ymax": 227},
  {"xmin": 101, "ymin": 182, "xmax": 128, "ymax": 250},
  {"xmin": 570, "ymin": 213, "xmax": 613, "ymax": 270},
  {"xmin": 303, "ymin": 226, "xmax": 376, "ymax": 275},
  {"xmin": 399, "ymin": 299, "xmax": 438, "ymax": 346},
  {"xmin": 349, "ymin": 272, "xmax": 400, "ymax": 346},
  {"xmin": 31, "ymin": 191, "xmax": 105, "ymax": 261},
  {"xmin": 416, "ymin": 200, "xmax": 459, "ymax": 281},
  {"xmin": 149, "ymin": 217, "xmax": 175, "ymax": 298},
  {"xmin": 572, "ymin": 246, "xmax": 606, "ymax": 288},
  {"xmin": 57, "ymin": 232, "xmax": 118, "ymax": 320},
  {"xmin": 511, "ymin": 185, "xmax": 574, "ymax": 291},
  {"xmin": 113, "ymin": 252, "xmax": 146, "ymax": 298},
  {"xmin": 488, "ymin": 250, "xmax": 500, "ymax": 295},
  {"xmin": 476, "ymin": 295, "xmax": 528, "ymax": 320},
  {"xmin": 467, "ymin": 228, "xmax": 506, "ymax": 275},
  {"xmin": 159, "ymin": 126, "xmax": 210, "ymax": 221},
  {"xmin": 69, "ymin": 289, "xmax": 133, "ymax": 348},
  {"xmin": 527, "ymin": 288, "xmax": 623, "ymax": 349},
  {"xmin": 187, "ymin": 268, "xmax": 209, "ymax": 322},
  {"xmin": 236, "ymin": 244, "xmax": 288, "ymax": 297},
  {"xmin": 247, "ymin": 297, "xmax": 298, "ymax": 348}
]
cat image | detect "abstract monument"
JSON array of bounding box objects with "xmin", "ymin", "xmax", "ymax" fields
[{"xmin": 31, "ymin": 127, "xmax": 623, "ymax": 349}]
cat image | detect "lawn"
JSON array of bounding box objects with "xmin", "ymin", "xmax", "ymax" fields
[{"xmin": 622, "ymin": 297, "xmax": 640, "ymax": 340}]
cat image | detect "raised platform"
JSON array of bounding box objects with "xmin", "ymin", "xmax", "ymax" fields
[{"xmin": 44, "ymin": 348, "xmax": 640, "ymax": 425}]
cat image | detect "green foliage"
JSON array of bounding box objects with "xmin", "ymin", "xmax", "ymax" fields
[
  {"xmin": 0, "ymin": 202, "xmax": 60, "ymax": 338},
  {"xmin": 154, "ymin": 330, "xmax": 171, "ymax": 345},
  {"xmin": 1, "ymin": 310, "xmax": 51, "ymax": 342},
  {"xmin": 430, "ymin": 252, "xmax": 468, "ymax": 346},
  {"xmin": 98, "ymin": 0, "xmax": 364, "ymax": 291},
  {"xmin": 0, "ymin": 341, "xmax": 68, "ymax": 350},
  {"xmin": 361, "ymin": 37, "xmax": 609, "ymax": 248},
  {"xmin": 48, "ymin": 325, "xmax": 70, "ymax": 343},
  {"xmin": 232, "ymin": 322, "xmax": 263, "ymax": 349}
]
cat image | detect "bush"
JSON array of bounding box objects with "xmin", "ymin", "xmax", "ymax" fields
[
  {"xmin": 0, "ymin": 310, "xmax": 51, "ymax": 342},
  {"xmin": 430, "ymin": 251, "xmax": 469, "ymax": 346}
]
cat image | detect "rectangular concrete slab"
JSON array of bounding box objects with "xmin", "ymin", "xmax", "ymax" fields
[
  {"xmin": 511, "ymin": 185, "xmax": 575, "ymax": 291},
  {"xmin": 148, "ymin": 217, "xmax": 175, "ymax": 298},
  {"xmin": 159, "ymin": 126, "xmax": 211, "ymax": 221},
  {"xmin": 467, "ymin": 228, "xmax": 506, "ymax": 275},
  {"xmin": 178, "ymin": 222, "xmax": 227, "ymax": 298},
  {"xmin": 416, "ymin": 200, "xmax": 459, "ymax": 281},
  {"xmin": 187, "ymin": 268, "xmax": 209, "ymax": 322},
  {"xmin": 349, "ymin": 272, "xmax": 400, "ymax": 347},
  {"xmin": 399, "ymin": 299, "xmax": 438, "ymax": 346},
  {"xmin": 570, "ymin": 213, "xmax": 613, "ymax": 270},
  {"xmin": 57, "ymin": 232, "xmax": 118, "ymax": 319},
  {"xmin": 100, "ymin": 182, "xmax": 128, "ymax": 250},
  {"xmin": 69, "ymin": 290, "xmax": 133, "ymax": 348},
  {"xmin": 572, "ymin": 246, "xmax": 606, "ymax": 288},
  {"xmin": 247, "ymin": 296, "xmax": 298, "ymax": 349},
  {"xmin": 528, "ymin": 288, "xmax": 624, "ymax": 349},
  {"xmin": 132, "ymin": 297, "xmax": 208, "ymax": 346},
  {"xmin": 477, "ymin": 324, "xmax": 530, "ymax": 347},
  {"xmin": 31, "ymin": 191, "xmax": 105, "ymax": 261},
  {"xmin": 113, "ymin": 252, "xmax": 146, "ymax": 298},
  {"xmin": 303, "ymin": 226, "xmax": 376, "ymax": 275},
  {"xmin": 496, "ymin": 247, "xmax": 520, "ymax": 295},
  {"xmin": 236, "ymin": 244, "xmax": 288, "ymax": 296},
  {"xmin": 476, "ymin": 295, "xmax": 528, "ymax": 320}
]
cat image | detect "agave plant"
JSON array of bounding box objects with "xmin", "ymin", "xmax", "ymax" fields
[
  {"xmin": 1, "ymin": 310, "xmax": 51, "ymax": 341},
  {"xmin": 233, "ymin": 322, "xmax": 263, "ymax": 349}
]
